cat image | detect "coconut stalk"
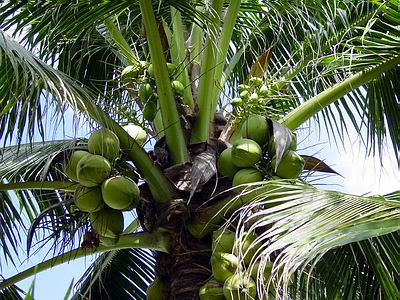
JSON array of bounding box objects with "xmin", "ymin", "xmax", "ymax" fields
[
  {"xmin": 191, "ymin": 0, "xmax": 224, "ymax": 143},
  {"xmin": 0, "ymin": 230, "xmax": 171, "ymax": 290},
  {"xmin": 139, "ymin": 0, "xmax": 189, "ymax": 164},
  {"xmin": 210, "ymin": 0, "xmax": 241, "ymax": 121},
  {"xmin": 281, "ymin": 54, "xmax": 400, "ymax": 130},
  {"xmin": 170, "ymin": 7, "xmax": 194, "ymax": 108},
  {"xmin": 0, "ymin": 181, "xmax": 78, "ymax": 192}
]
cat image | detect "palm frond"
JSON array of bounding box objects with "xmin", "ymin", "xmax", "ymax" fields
[
  {"xmin": 73, "ymin": 248, "xmax": 155, "ymax": 300},
  {"xmin": 0, "ymin": 140, "xmax": 88, "ymax": 266},
  {"xmin": 0, "ymin": 31, "xmax": 96, "ymax": 145},
  {"xmin": 227, "ymin": 180, "xmax": 400, "ymax": 299}
]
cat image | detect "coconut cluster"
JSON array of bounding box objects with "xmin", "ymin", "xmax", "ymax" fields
[
  {"xmin": 121, "ymin": 61, "xmax": 184, "ymax": 122},
  {"xmin": 200, "ymin": 228, "xmax": 268, "ymax": 299},
  {"xmin": 64, "ymin": 128, "xmax": 141, "ymax": 239},
  {"xmin": 217, "ymin": 112, "xmax": 305, "ymax": 187}
]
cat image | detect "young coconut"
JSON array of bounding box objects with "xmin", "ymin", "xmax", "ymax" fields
[
  {"xmin": 64, "ymin": 150, "xmax": 90, "ymax": 182},
  {"xmin": 101, "ymin": 176, "xmax": 140, "ymax": 210},
  {"xmin": 231, "ymin": 139, "xmax": 262, "ymax": 168},
  {"xmin": 211, "ymin": 252, "xmax": 239, "ymax": 283},
  {"xmin": 139, "ymin": 83, "xmax": 154, "ymax": 102},
  {"xmin": 123, "ymin": 123, "xmax": 147, "ymax": 145},
  {"xmin": 88, "ymin": 128, "xmax": 120, "ymax": 161},
  {"xmin": 271, "ymin": 150, "xmax": 305, "ymax": 179},
  {"xmin": 76, "ymin": 154, "xmax": 112, "ymax": 187},
  {"xmin": 74, "ymin": 185, "xmax": 104, "ymax": 212},
  {"xmin": 217, "ymin": 148, "xmax": 239, "ymax": 179},
  {"xmin": 212, "ymin": 228, "xmax": 235, "ymax": 253},
  {"xmin": 234, "ymin": 232, "xmax": 262, "ymax": 266},
  {"xmin": 199, "ymin": 278, "xmax": 225, "ymax": 300},
  {"xmin": 223, "ymin": 273, "xmax": 256, "ymax": 300},
  {"xmin": 171, "ymin": 80, "xmax": 184, "ymax": 96},
  {"xmin": 147, "ymin": 277, "xmax": 169, "ymax": 300},
  {"xmin": 232, "ymin": 168, "xmax": 263, "ymax": 192},
  {"xmin": 241, "ymin": 114, "xmax": 269, "ymax": 146},
  {"xmin": 90, "ymin": 207, "xmax": 124, "ymax": 238}
]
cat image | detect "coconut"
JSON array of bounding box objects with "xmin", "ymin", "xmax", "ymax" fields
[
  {"xmin": 212, "ymin": 228, "xmax": 235, "ymax": 253},
  {"xmin": 271, "ymin": 150, "xmax": 304, "ymax": 179},
  {"xmin": 199, "ymin": 278, "xmax": 225, "ymax": 300},
  {"xmin": 249, "ymin": 77, "xmax": 263, "ymax": 87},
  {"xmin": 171, "ymin": 80, "xmax": 184, "ymax": 96},
  {"xmin": 101, "ymin": 176, "xmax": 140, "ymax": 210},
  {"xmin": 76, "ymin": 154, "xmax": 112, "ymax": 187},
  {"xmin": 74, "ymin": 185, "xmax": 104, "ymax": 212},
  {"xmin": 139, "ymin": 83, "xmax": 154, "ymax": 102},
  {"xmin": 232, "ymin": 168, "xmax": 263, "ymax": 192},
  {"xmin": 147, "ymin": 277, "xmax": 169, "ymax": 300},
  {"xmin": 249, "ymin": 93, "xmax": 259, "ymax": 102},
  {"xmin": 223, "ymin": 274, "xmax": 256, "ymax": 300},
  {"xmin": 231, "ymin": 139, "xmax": 262, "ymax": 168},
  {"xmin": 64, "ymin": 150, "xmax": 90, "ymax": 182},
  {"xmin": 147, "ymin": 63, "xmax": 175, "ymax": 77},
  {"xmin": 239, "ymin": 90, "xmax": 249, "ymax": 99},
  {"xmin": 258, "ymin": 85, "xmax": 269, "ymax": 97},
  {"xmin": 234, "ymin": 232, "xmax": 262, "ymax": 266},
  {"xmin": 88, "ymin": 128, "xmax": 120, "ymax": 161},
  {"xmin": 238, "ymin": 84, "xmax": 250, "ymax": 92},
  {"xmin": 211, "ymin": 252, "xmax": 239, "ymax": 283},
  {"xmin": 241, "ymin": 115, "xmax": 269, "ymax": 146},
  {"xmin": 123, "ymin": 123, "xmax": 147, "ymax": 145},
  {"xmin": 90, "ymin": 207, "xmax": 124, "ymax": 238},
  {"xmin": 143, "ymin": 100, "xmax": 157, "ymax": 121},
  {"xmin": 217, "ymin": 148, "xmax": 239, "ymax": 179}
]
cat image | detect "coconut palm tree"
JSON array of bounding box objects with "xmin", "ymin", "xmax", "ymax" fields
[{"xmin": 0, "ymin": 0, "xmax": 399, "ymax": 299}]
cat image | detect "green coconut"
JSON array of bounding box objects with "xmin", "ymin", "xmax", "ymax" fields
[
  {"xmin": 231, "ymin": 98, "xmax": 243, "ymax": 107},
  {"xmin": 258, "ymin": 85, "xmax": 269, "ymax": 97},
  {"xmin": 143, "ymin": 100, "xmax": 158, "ymax": 121},
  {"xmin": 249, "ymin": 77, "xmax": 263, "ymax": 87},
  {"xmin": 90, "ymin": 207, "xmax": 124, "ymax": 238},
  {"xmin": 147, "ymin": 63, "xmax": 175, "ymax": 77},
  {"xmin": 101, "ymin": 176, "xmax": 140, "ymax": 210},
  {"xmin": 232, "ymin": 168, "xmax": 263, "ymax": 192},
  {"xmin": 249, "ymin": 92, "xmax": 259, "ymax": 102},
  {"xmin": 199, "ymin": 278, "xmax": 225, "ymax": 300},
  {"xmin": 217, "ymin": 148, "xmax": 239, "ymax": 179},
  {"xmin": 231, "ymin": 139, "xmax": 262, "ymax": 168},
  {"xmin": 238, "ymin": 84, "xmax": 250, "ymax": 92},
  {"xmin": 240, "ymin": 90, "xmax": 249, "ymax": 99},
  {"xmin": 223, "ymin": 274, "xmax": 256, "ymax": 300},
  {"xmin": 171, "ymin": 80, "xmax": 184, "ymax": 96},
  {"xmin": 271, "ymin": 150, "xmax": 304, "ymax": 179},
  {"xmin": 121, "ymin": 63, "xmax": 145, "ymax": 82},
  {"xmin": 147, "ymin": 277, "xmax": 169, "ymax": 300},
  {"xmin": 88, "ymin": 128, "xmax": 120, "ymax": 161},
  {"xmin": 241, "ymin": 115, "xmax": 269, "ymax": 146},
  {"xmin": 139, "ymin": 83, "xmax": 154, "ymax": 102},
  {"xmin": 234, "ymin": 232, "xmax": 262, "ymax": 266},
  {"xmin": 76, "ymin": 154, "xmax": 112, "ymax": 187},
  {"xmin": 211, "ymin": 252, "xmax": 239, "ymax": 283},
  {"xmin": 212, "ymin": 228, "xmax": 235, "ymax": 253},
  {"xmin": 123, "ymin": 123, "xmax": 147, "ymax": 145},
  {"xmin": 64, "ymin": 150, "xmax": 90, "ymax": 182},
  {"xmin": 74, "ymin": 185, "xmax": 104, "ymax": 212}
]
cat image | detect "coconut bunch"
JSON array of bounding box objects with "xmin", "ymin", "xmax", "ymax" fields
[
  {"xmin": 199, "ymin": 228, "xmax": 272, "ymax": 299},
  {"xmin": 64, "ymin": 128, "xmax": 142, "ymax": 240},
  {"xmin": 121, "ymin": 62, "xmax": 184, "ymax": 122},
  {"xmin": 217, "ymin": 112, "xmax": 305, "ymax": 187},
  {"xmin": 230, "ymin": 77, "xmax": 270, "ymax": 110}
]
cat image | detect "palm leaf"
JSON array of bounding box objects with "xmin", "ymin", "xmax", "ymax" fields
[
  {"xmin": 227, "ymin": 180, "xmax": 400, "ymax": 299},
  {"xmin": 73, "ymin": 248, "xmax": 155, "ymax": 300}
]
